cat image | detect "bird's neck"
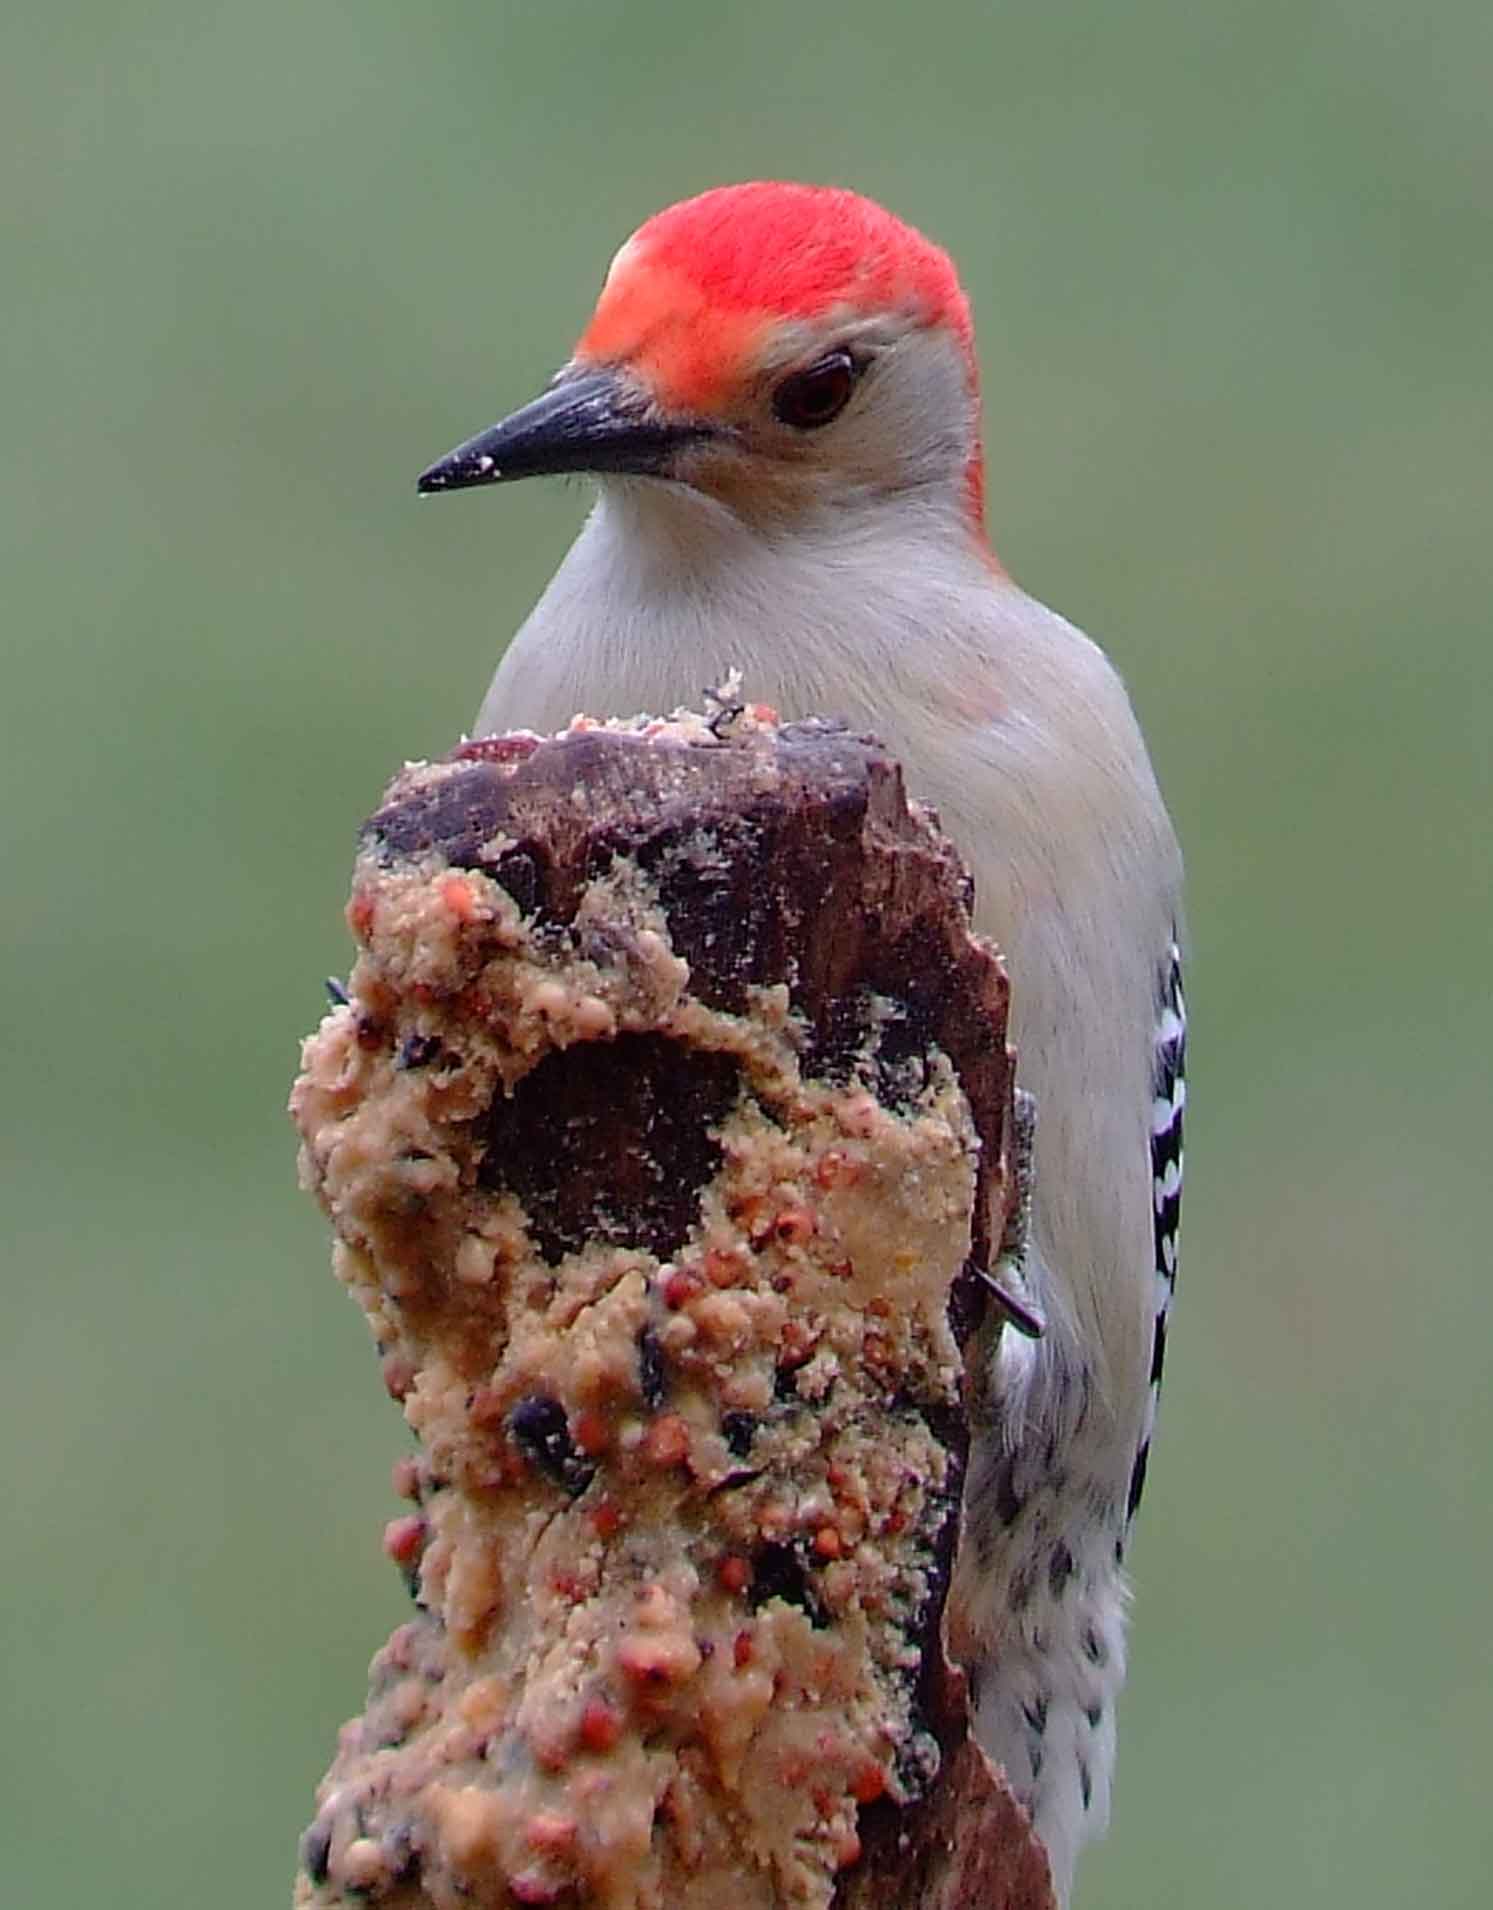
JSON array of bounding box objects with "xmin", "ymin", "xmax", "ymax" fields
[{"xmin": 478, "ymin": 477, "xmax": 1001, "ymax": 739}]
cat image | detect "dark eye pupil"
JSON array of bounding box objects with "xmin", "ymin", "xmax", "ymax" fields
[{"xmin": 773, "ymin": 352, "xmax": 856, "ymax": 429}]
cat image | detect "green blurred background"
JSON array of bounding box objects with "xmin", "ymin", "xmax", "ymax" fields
[{"xmin": 4, "ymin": 3, "xmax": 1490, "ymax": 1904}]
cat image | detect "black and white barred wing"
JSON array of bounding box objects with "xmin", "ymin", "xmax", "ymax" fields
[{"xmin": 1126, "ymin": 939, "xmax": 1186, "ymax": 1522}]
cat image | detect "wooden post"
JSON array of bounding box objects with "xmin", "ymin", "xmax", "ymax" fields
[{"xmin": 291, "ymin": 712, "xmax": 1055, "ymax": 1910}]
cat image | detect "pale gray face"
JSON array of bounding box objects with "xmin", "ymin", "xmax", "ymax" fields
[{"xmin": 667, "ymin": 317, "xmax": 982, "ymax": 521}]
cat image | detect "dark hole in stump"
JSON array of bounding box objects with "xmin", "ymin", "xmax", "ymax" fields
[
  {"xmin": 748, "ymin": 1540, "xmax": 831, "ymax": 1629},
  {"xmin": 476, "ymin": 1032, "xmax": 742, "ymax": 1265}
]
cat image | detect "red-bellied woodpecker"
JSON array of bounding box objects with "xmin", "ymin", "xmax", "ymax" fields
[{"xmin": 418, "ymin": 181, "xmax": 1185, "ymax": 1905}]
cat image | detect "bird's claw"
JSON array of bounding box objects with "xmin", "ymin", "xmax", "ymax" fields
[
  {"xmin": 975, "ymin": 1264, "xmax": 1046, "ymax": 1339},
  {"xmin": 979, "ymin": 1088, "xmax": 1044, "ymax": 1337}
]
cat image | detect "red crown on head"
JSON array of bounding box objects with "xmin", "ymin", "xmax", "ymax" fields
[{"xmin": 630, "ymin": 182, "xmax": 974, "ymax": 346}]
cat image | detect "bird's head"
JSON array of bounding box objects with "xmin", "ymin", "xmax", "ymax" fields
[{"xmin": 418, "ymin": 182, "xmax": 987, "ymax": 538}]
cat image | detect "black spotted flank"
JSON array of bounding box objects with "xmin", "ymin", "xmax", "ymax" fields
[
  {"xmin": 1047, "ymin": 1540, "xmax": 1076, "ymax": 1598},
  {"xmin": 1021, "ymin": 1694, "xmax": 1049, "ymax": 1738}
]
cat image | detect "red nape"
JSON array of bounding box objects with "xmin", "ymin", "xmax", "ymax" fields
[{"xmin": 633, "ymin": 182, "xmax": 973, "ymax": 349}]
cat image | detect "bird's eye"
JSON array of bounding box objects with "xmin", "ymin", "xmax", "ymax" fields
[{"xmin": 772, "ymin": 350, "xmax": 858, "ymax": 430}]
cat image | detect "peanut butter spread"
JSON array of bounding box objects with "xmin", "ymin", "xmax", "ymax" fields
[{"xmin": 290, "ymin": 711, "xmax": 986, "ymax": 1908}]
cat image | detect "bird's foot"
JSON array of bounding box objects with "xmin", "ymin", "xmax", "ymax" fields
[{"xmin": 977, "ymin": 1088, "xmax": 1044, "ymax": 1337}]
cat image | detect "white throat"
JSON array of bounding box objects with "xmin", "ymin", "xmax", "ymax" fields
[{"xmin": 475, "ymin": 477, "xmax": 994, "ymax": 743}]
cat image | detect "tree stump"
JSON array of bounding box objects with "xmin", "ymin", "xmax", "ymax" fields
[{"xmin": 290, "ymin": 710, "xmax": 1055, "ymax": 1910}]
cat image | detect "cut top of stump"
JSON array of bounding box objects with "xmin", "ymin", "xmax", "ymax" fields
[{"xmin": 369, "ymin": 717, "xmax": 1011, "ymax": 1299}]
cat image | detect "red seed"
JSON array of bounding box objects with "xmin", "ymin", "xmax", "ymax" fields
[
  {"xmin": 777, "ymin": 1322, "xmax": 815, "ymax": 1369},
  {"xmin": 468, "ymin": 1385, "xmax": 506, "ymax": 1426},
  {"xmin": 704, "ymin": 1248, "xmax": 743, "ymax": 1288},
  {"xmin": 382, "ymin": 1515, "xmax": 425, "ymax": 1565},
  {"xmin": 661, "ymin": 1266, "xmax": 704, "ymax": 1309},
  {"xmin": 774, "ymin": 1206, "xmax": 816, "ymax": 1245},
  {"xmin": 381, "ymin": 1356, "xmax": 416, "ymax": 1402},
  {"xmin": 440, "ymin": 875, "xmax": 478, "ymax": 922},
  {"xmin": 453, "ymin": 733, "xmax": 541, "ymax": 765},
  {"xmin": 732, "ymin": 1630, "xmax": 754, "ymax": 1669},
  {"xmin": 571, "ymin": 1408, "xmax": 610, "ymax": 1457},
  {"xmin": 525, "ymin": 1811, "xmax": 576, "ymax": 1854},
  {"xmin": 717, "ymin": 1554, "xmax": 751, "ymax": 1595},
  {"xmin": 642, "ymin": 1414, "xmax": 689, "ymax": 1467},
  {"xmin": 851, "ymin": 1761, "xmax": 887, "ymax": 1805},
  {"xmin": 590, "ymin": 1499, "xmax": 622, "ymax": 1540},
  {"xmin": 813, "ymin": 1526, "xmax": 843, "ymax": 1560},
  {"xmin": 578, "ymin": 1696, "xmax": 622, "ymax": 1753}
]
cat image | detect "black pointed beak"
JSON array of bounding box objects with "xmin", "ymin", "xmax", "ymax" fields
[{"xmin": 416, "ymin": 366, "xmax": 714, "ymax": 494}]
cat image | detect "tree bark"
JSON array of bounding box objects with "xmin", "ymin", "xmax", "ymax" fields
[{"xmin": 290, "ymin": 714, "xmax": 1055, "ymax": 1910}]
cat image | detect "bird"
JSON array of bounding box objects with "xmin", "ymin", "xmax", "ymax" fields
[{"xmin": 417, "ymin": 181, "xmax": 1185, "ymax": 1905}]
